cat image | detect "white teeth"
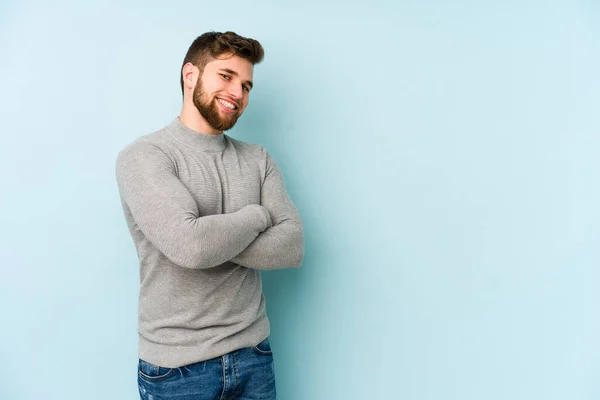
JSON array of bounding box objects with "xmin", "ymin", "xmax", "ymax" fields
[{"xmin": 218, "ymin": 99, "xmax": 235, "ymax": 109}]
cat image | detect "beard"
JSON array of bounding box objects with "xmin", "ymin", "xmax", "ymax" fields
[{"xmin": 192, "ymin": 80, "xmax": 241, "ymax": 132}]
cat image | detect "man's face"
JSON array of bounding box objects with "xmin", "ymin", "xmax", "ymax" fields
[{"xmin": 192, "ymin": 53, "xmax": 254, "ymax": 132}]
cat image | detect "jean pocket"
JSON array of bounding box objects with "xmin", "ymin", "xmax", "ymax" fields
[
  {"xmin": 252, "ymin": 337, "xmax": 273, "ymax": 356},
  {"xmin": 138, "ymin": 359, "xmax": 177, "ymax": 383}
]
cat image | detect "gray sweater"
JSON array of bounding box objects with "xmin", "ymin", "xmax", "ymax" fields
[{"xmin": 115, "ymin": 117, "xmax": 304, "ymax": 368}]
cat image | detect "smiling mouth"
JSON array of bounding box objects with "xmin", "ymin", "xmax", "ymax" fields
[{"xmin": 217, "ymin": 98, "xmax": 238, "ymax": 111}]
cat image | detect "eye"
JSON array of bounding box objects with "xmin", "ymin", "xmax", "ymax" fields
[
  {"xmin": 243, "ymin": 85, "xmax": 251, "ymax": 93},
  {"xmin": 219, "ymin": 73, "xmax": 230, "ymax": 80}
]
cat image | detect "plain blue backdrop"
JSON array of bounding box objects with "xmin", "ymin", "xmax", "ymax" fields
[{"xmin": 0, "ymin": 0, "xmax": 599, "ymax": 399}]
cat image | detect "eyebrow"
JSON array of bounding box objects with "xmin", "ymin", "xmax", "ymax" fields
[{"xmin": 219, "ymin": 68, "xmax": 253, "ymax": 89}]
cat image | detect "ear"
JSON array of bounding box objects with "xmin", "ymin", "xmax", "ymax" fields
[{"xmin": 181, "ymin": 62, "xmax": 198, "ymax": 90}]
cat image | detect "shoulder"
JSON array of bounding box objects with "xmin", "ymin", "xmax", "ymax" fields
[{"xmin": 116, "ymin": 128, "xmax": 174, "ymax": 171}]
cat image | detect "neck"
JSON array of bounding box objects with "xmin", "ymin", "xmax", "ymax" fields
[{"xmin": 179, "ymin": 101, "xmax": 222, "ymax": 135}]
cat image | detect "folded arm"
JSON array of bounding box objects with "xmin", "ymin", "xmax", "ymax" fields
[
  {"xmin": 116, "ymin": 142, "xmax": 271, "ymax": 269},
  {"xmin": 231, "ymin": 150, "xmax": 305, "ymax": 270}
]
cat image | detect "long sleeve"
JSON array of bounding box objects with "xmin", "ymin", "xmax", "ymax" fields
[
  {"xmin": 230, "ymin": 150, "xmax": 305, "ymax": 270},
  {"xmin": 116, "ymin": 142, "xmax": 272, "ymax": 269}
]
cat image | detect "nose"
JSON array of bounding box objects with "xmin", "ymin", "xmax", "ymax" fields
[{"xmin": 227, "ymin": 83, "xmax": 243, "ymax": 100}]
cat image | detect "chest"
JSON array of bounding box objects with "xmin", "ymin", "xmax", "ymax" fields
[{"xmin": 175, "ymin": 150, "xmax": 263, "ymax": 215}]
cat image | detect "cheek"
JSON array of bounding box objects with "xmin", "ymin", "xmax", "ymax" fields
[
  {"xmin": 241, "ymin": 97, "xmax": 250, "ymax": 110},
  {"xmin": 200, "ymin": 80, "xmax": 221, "ymax": 95}
]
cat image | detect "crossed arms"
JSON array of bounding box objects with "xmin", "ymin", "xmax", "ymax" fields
[{"xmin": 115, "ymin": 142, "xmax": 304, "ymax": 270}]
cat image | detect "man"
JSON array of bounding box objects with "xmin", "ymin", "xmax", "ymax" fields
[{"xmin": 115, "ymin": 31, "xmax": 304, "ymax": 400}]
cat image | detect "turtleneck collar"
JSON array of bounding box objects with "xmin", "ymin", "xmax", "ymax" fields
[{"xmin": 166, "ymin": 117, "xmax": 227, "ymax": 152}]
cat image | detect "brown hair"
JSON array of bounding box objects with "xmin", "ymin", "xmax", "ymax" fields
[{"xmin": 180, "ymin": 31, "xmax": 265, "ymax": 94}]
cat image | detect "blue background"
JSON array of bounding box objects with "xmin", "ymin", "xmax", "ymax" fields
[{"xmin": 1, "ymin": 0, "xmax": 599, "ymax": 399}]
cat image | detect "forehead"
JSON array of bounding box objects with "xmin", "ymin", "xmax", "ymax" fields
[{"xmin": 205, "ymin": 54, "xmax": 254, "ymax": 80}]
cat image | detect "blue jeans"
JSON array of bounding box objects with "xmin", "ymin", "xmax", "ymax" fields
[{"xmin": 137, "ymin": 338, "xmax": 276, "ymax": 400}]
